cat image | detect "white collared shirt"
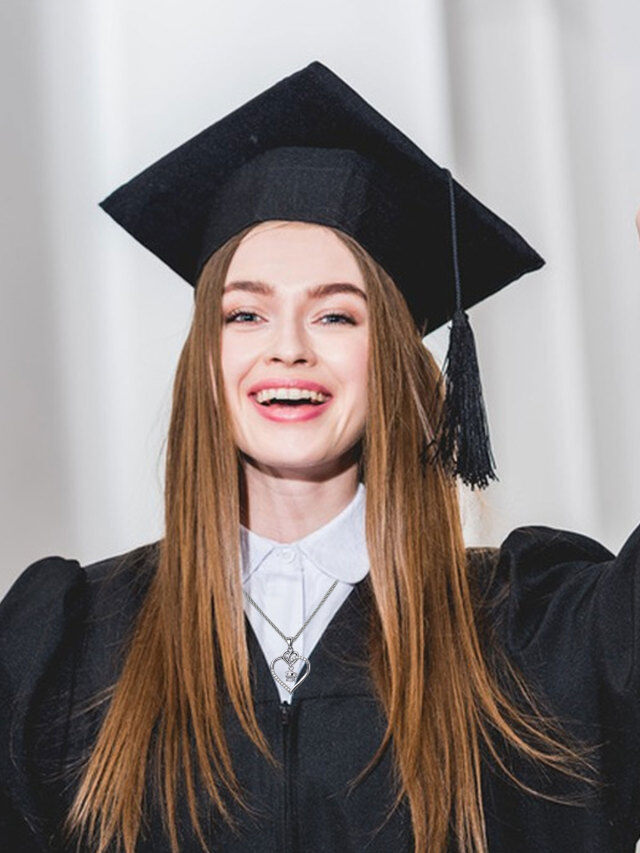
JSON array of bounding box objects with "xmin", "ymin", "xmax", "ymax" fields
[{"xmin": 239, "ymin": 482, "xmax": 369, "ymax": 703}]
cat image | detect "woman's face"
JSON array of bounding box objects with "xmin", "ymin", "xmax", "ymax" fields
[{"xmin": 220, "ymin": 221, "xmax": 369, "ymax": 479}]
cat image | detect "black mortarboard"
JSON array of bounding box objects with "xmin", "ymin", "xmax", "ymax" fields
[{"xmin": 99, "ymin": 60, "xmax": 545, "ymax": 490}]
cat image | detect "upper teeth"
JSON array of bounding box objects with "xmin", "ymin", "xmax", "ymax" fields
[{"xmin": 255, "ymin": 388, "xmax": 328, "ymax": 403}]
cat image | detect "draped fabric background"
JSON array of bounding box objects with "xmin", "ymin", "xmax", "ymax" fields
[{"xmin": 2, "ymin": 0, "xmax": 640, "ymax": 591}]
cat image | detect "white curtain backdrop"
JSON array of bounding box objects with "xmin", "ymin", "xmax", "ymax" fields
[{"xmin": 2, "ymin": 0, "xmax": 640, "ymax": 593}]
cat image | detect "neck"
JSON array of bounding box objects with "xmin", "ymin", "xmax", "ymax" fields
[{"xmin": 240, "ymin": 462, "xmax": 360, "ymax": 543}]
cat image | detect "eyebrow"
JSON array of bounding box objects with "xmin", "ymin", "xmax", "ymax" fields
[{"xmin": 222, "ymin": 280, "xmax": 367, "ymax": 302}]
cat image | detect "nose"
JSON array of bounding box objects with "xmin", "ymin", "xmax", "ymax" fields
[{"xmin": 264, "ymin": 315, "xmax": 316, "ymax": 365}]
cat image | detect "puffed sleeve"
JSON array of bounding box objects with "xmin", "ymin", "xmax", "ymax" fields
[
  {"xmin": 491, "ymin": 521, "xmax": 640, "ymax": 840},
  {"xmin": 0, "ymin": 555, "xmax": 86, "ymax": 851}
]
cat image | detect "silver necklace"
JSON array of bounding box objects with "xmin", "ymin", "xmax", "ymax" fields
[{"xmin": 243, "ymin": 579, "xmax": 338, "ymax": 695}]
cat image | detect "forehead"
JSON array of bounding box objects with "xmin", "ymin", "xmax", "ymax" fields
[{"xmin": 224, "ymin": 221, "xmax": 365, "ymax": 290}]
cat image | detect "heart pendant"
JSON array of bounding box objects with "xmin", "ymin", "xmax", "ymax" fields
[{"xmin": 270, "ymin": 652, "xmax": 310, "ymax": 694}]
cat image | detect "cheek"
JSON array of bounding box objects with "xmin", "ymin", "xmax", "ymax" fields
[
  {"xmin": 219, "ymin": 337, "xmax": 250, "ymax": 397},
  {"xmin": 326, "ymin": 336, "xmax": 368, "ymax": 395}
]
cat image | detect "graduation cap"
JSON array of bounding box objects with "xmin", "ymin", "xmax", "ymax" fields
[{"xmin": 99, "ymin": 60, "xmax": 545, "ymax": 490}]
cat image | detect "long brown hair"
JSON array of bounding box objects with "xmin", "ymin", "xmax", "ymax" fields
[{"xmin": 62, "ymin": 222, "xmax": 602, "ymax": 853}]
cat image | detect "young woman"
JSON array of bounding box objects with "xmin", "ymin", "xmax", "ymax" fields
[{"xmin": 1, "ymin": 61, "xmax": 639, "ymax": 853}]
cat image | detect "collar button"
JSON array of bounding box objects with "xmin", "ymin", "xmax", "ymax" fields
[{"xmin": 279, "ymin": 547, "xmax": 295, "ymax": 562}]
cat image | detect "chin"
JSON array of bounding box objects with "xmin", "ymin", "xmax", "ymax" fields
[
  {"xmin": 245, "ymin": 449, "xmax": 337, "ymax": 473},
  {"xmin": 243, "ymin": 444, "xmax": 350, "ymax": 479}
]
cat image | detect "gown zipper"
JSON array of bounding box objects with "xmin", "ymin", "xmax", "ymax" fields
[{"xmin": 280, "ymin": 699, "xmax": 297, "ymax": 852}]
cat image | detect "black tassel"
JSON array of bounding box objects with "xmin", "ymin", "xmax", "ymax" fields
[
  {"xmin": 425, "ymin": 170, "xmax": 498, "ymax": 490},
  {"xmin": 431, "ymin": 306, "xmax": 498, "ymax": 489}
]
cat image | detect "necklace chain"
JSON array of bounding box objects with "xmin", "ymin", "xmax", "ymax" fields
[
  {"xmin": 243, "ymin": 578, "xmax": 339, "ymax": 644},
  {"xmin": 242, "ymin": 560, "xmax": 340, "ymax": 694}
]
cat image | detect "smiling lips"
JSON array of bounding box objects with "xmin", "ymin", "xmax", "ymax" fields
[{"xmin": 246, "ymin": 378, "xmax": 334, "ymax": 423}]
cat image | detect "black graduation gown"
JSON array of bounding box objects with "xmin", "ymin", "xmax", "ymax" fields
[{"xmin": 2, "ymin": 522, "xmax": 640, "ymax": 852}]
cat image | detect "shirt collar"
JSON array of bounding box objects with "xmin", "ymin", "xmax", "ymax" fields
[{"xmin": 239, "ymin": 482, "xmax": 368, "ymax": 584}]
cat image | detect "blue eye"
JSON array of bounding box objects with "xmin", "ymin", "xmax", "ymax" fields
[
  {"xmin": 320, "ymin": 313, "xmax": 355, "ymax": 325},
  {"xmin": 225, "ymin": 310, "xmax": 258, "ymax": 323}
]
